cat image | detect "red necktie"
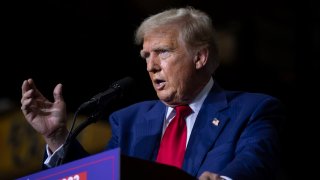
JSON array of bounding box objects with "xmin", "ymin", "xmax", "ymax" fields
[{"xmin": 156, "ymin": 105, "xmax": 192, "ymax": 168}]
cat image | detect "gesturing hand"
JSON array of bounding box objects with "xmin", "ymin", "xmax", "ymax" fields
[{"xmin": 21, "ymin": 79, "xmax": 68, "ymax": 151}]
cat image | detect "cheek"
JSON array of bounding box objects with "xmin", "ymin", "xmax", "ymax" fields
[
  {"xmin": 161, "ymin": 59, "xmax": 184, "ymax": 73},
  {"xmin": 161, "ymin": 63, "xmax": 178, "ymax": 83}
]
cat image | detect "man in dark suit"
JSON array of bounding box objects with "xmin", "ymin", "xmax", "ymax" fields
[{"xmin": 21, "ymin": 7, "xmax": 284, "ymax": 180}]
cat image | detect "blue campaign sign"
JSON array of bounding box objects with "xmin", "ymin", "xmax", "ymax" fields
[{"xmin": 17, "ymin": 148, "xmax": 120, "ymax": 180}]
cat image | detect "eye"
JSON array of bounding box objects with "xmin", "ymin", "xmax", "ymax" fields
[{"xmin": 158, "ymin": 50, "xmax": 171, "ymax": 59}]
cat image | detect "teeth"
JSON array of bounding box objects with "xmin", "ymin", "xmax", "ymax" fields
[{"xmin": 154, "ymin": 80, "xmax": 165, "ymax": 90}]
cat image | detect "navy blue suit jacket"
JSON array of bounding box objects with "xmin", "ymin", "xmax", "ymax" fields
[{"xmin": 105, "ymin": 83, "xmax": 284, "ymax": 179}]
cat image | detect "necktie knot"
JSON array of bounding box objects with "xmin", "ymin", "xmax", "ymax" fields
[{"xmin": 174, "ymin": 105, "xmax": 192, "ymax": 119}]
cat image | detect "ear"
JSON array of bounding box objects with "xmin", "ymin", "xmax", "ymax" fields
[{"xmin": 194, "ymin": 47, "xmax": 209, "ymax": 70}]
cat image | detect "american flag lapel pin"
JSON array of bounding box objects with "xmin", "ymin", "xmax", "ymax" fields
[{"xmin": 212, "ymin": 118, "xmax": 220, "ymax": 126}]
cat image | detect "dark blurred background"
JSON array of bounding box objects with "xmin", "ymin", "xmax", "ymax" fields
[{"xmin": 1, "ymin": 0, "xmax": 319, "ymax": 179}]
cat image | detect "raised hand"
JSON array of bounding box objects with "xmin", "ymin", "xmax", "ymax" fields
[{"xmin": 21, "ymin": 79, "xmax": 68, "ymax": 151}]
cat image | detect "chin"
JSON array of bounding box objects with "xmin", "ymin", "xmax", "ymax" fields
[
  {"xmin": 158, "ymin": 96, "xmax": 178, "ymax": 107},
  {"xmin": 157, "ymin": 93, "xmax": 171, "ymax": 102}
]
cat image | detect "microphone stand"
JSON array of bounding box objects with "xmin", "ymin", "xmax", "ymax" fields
[{"xmin": 58, "ymin": 112, "xmax": 100, "ymax": 165}]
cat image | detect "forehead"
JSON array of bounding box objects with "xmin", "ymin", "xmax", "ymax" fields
[{"xmin": 142, "ymin": 27, "xmax": 181, "ymax": 48}]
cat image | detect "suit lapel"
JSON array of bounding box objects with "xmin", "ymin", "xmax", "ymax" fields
[
  {"xmin": 132, "ymin": 102, "xmax": 166, "ymax": 160},
  {"xmin": 183, "ymin": 83, "xmax": 230, "ymax": 176}
]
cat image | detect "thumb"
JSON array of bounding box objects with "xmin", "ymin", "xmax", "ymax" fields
[{"xmin": 53, "ymin": 83, "xmax": 64, "ymax": 102}]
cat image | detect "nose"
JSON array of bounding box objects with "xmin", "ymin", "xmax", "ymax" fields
[{"xmin": 146, "ymin": 55, "xmax": 160, "ymax": 73}]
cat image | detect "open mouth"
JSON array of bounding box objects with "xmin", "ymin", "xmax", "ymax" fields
[{"xmin": 154, "ymin": 79, "xmax": 166, "ymax": 90}]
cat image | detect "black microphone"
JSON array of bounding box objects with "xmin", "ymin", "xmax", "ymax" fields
[{"xmin": 77, "ymin": 76, "xmax": 135, "ymax": 111}]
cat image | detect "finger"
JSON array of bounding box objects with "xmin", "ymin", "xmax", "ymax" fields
[
  {"xmin": 199, "ymin": 171, "xmax": 222, "ymax": 180},
  {"xmin": 53, "ymin": 83, "xmax": 64, "ymax": 102},
  {"xmin": 21, "ymin": 97, "xmax": 33, "ymax": 116},
  {"xmin": 27, "ymin": 79, "xmax": 41, "ymax": 95},
  {"xmin": 22, "ymin": 79, "xmax": 31, "ymax": 95},
  {"xmin": 21, "ymin": 97, "xmax": 32, "ymax": 110},
  {"xmin": 199, "ymin": 171, "xmax": 211, "ymax": 180},
  {"xmin": 21, "ymin": 90, "xmax": 51, "ymax": 109},
  {"xmin": 22, "ymin": 78, "xmax": 40, "ymax": 97},
  {"xmin": 28, "ymin": 79, "xmax": 50, "ymax": 102},
  {"xmin": 21, "ymin": 89, "xmax": 38, "ymax": 112},
  {"xmin": 21, "ymin": 89, "xmax": 34, "ymax": 104}
]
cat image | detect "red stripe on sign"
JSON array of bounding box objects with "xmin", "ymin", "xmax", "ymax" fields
[{"xmin": 60, "ymin": 171, "xmax": 87, "ymax": 180}]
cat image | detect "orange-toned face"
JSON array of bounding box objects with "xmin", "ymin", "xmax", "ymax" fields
[{"xmin": 140, "ymin": 27, "xmax": 201, "ymax": 106}]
